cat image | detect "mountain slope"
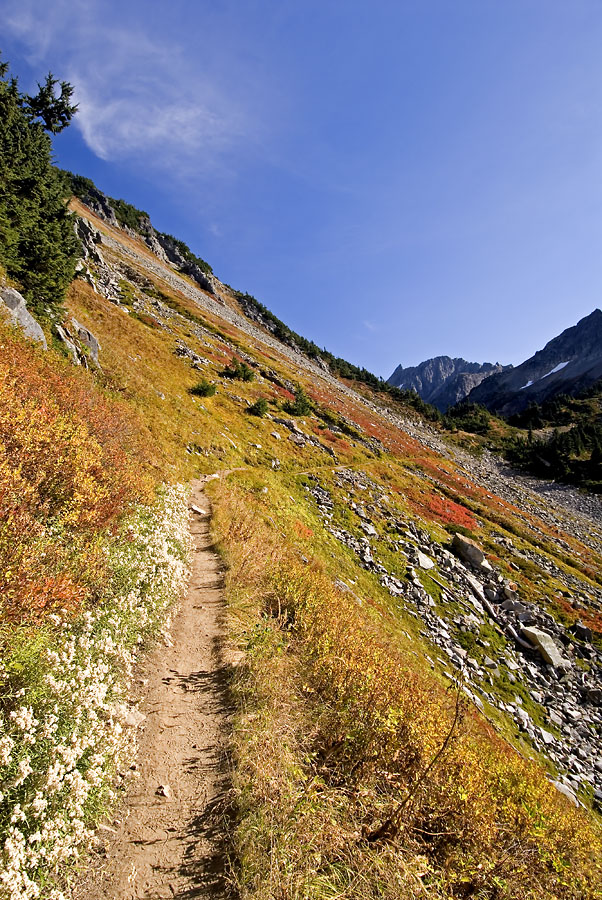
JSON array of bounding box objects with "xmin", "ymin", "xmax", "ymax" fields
[
  {"xmin": 388, "ymin": 355, "xmax": 506, "ymax": 410},
  {"xmin": 469, "ymin": 309, "xmax": 602, "ymax": 415},
  {"xmin": 65, "ymin": 199, "xmax": 602, "ymax": 892},
  {"xmin": 3, "ymin": 183, "xmax": 602, "ymax": 898}
]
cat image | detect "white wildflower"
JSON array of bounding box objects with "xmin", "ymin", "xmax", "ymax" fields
[{"xmin": 0, "ymin": 734, "xmax": 14, "ymax": 766}]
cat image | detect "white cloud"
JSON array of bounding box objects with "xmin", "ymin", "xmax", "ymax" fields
[{"xmin": 1, "ymin": 0, "xmax": 255, "ymax": 172}]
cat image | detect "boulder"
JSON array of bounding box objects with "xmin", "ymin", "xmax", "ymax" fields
[
  {"xmin": 572, "ymin": 621, "xmax": 592, "ymax": 643},
  {"xmin": 452, "ymin": 533, "xmax": 485, "ymax": 567},
  {"xmin": 0, "ymin": 286, "xmax": 47, "ymax": 349},
  {"xmin": 71, "ymin": 317, "xmax": 100, "ymax": 366},
  {"xmin": 522, "ymin": 627, "xmax": 570, "ymax": 670},
  {"xmin": 416, "ymin": 550, "xmax": 435, "ymax": 570}
]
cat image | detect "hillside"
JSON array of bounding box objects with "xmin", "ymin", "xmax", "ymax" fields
[
  {"xmin": 2, "ymin": 178, "xmax": 602, "ymax": 898},
  {"xmin": 1, "ymin": 61, "xmax": 602, "ymax": 896}
]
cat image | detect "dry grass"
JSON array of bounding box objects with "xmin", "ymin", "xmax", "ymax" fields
[{"xmin": 211, "ymin": 475, "xmax": 602, "ymax": 900}]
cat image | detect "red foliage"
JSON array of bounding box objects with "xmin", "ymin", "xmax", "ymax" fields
[
  {"xmin": 406, "ymin": 488, "xmax": 476, "ymax": 530},
  {"xmin": 0, "ymin": 321, "xmax": 153, "ymax": 622}
]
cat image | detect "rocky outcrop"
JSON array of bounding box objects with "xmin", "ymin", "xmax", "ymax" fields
[
  {"xmin": 469, "ymin": 309, "xmax": 602, "ymax": 416},
  {"xmin": 388, "ymin": 356, "xmax": 507, "ymax": 411},
  {"xmin": 56, "ymin": 317, "xmax": 101, "ymax": 368},
  {"xmin": 304, "ymin": 468, "xmax": 602, "ymax": 806},
  {"xmin": 0, "ymin": 286, "xmax": 47, "ymax": 349},
  {"xmin": 77, "ymin": 184, "xmax": 120, "ymax": 229},
  {"xmin": 134, "ymin": 217, "xmax": 170, "ymax": 264},
  {"xmin": 71, "ymin": 318, "xmax": 101, "ymax": 366},
  {"xmin": 73, "ymin": 186, "xmax": 220, "ymax": 298},
  {"xmin": 152, "ymin": 232, "xmax": 219, "ymax": 297}
]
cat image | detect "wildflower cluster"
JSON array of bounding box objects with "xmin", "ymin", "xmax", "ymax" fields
[{"xmin": 0, "ymin": 484, "xmax": 190, "ymax": 900}]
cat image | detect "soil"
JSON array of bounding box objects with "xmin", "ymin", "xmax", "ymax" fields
[{"xmin": 74, "ymin": 481, "xmax": 235, "ymax": 900}]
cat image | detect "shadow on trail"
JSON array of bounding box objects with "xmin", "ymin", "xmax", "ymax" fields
[{"xmin": 156, "ymin": 649, "xmax": 239, "ymax": 900}]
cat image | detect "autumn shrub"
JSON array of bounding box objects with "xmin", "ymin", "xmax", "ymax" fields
[
  {"xmin": 0, "ymin": 484, "xmax": 190, "ymax": 900},
  {"xmin": 0, "ymin": 321, "xmax": 153, "ymax": 621}
]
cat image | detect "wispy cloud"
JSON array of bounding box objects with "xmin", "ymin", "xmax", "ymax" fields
[
  {"xmin": 363, "ymin": 320, "xmax": 378, "ymax": 332},
  {"xmin": 1, "ymin": 0, "xmax": 256, "ymax": 172}
]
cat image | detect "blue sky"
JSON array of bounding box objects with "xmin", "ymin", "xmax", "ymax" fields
[{"xmin": 2, "ymin": 0, "xmax": 602, "ymax": 377}]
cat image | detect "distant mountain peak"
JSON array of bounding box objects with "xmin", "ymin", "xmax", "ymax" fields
[
  {"xmin": 468, "ymin": 309, "xmax": 602, "ymax": 415},
  {"xmin": 388, "ymin": 356, "xmax": 508, "ymax": 411}
]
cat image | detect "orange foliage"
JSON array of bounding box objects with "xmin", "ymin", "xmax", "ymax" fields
[
  {"xmin": 0, "ymin": 321, "xmax": 153, "ymax": 621},
  {"xmin": 293, "ymin": 519, "xmax": 314, "ymax": 540}
]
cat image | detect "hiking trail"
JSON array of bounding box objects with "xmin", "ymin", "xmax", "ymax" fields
[{"xmin": 75, "ymin": 480, "xmax": 234, "ymax": 900}]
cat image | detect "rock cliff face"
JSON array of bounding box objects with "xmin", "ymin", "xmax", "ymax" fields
[
  {"xmin": 73, "ymin": 183, "xmax": 220, "ymax": 298},
  {"xmin": 0, "ymin": 285, "xmax": 47, "ymax": 349},
  {"xmin": 388, "ymin": 356, "xmax": 506, "ymax": 411},
  {"xmin": 469, "ymin": 309, "xmax": 602, "ymax": 416}
]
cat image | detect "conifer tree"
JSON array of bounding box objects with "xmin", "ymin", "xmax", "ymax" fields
[{"xmin": 0, "ymin": 55, "xmax": 80, "ymax": 321}]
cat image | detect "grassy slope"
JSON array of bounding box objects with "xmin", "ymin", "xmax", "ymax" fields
[{"xmin": 6, "ymin": 199, "xmax": 602, "ymax": 897}]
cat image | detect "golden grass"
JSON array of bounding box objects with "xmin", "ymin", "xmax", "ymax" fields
[{"xmin": 210, "ymin": 474, "xmax": 602, "ymax": 900}]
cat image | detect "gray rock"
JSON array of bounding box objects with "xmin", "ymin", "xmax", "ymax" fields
[
  {"xmin": 55, "ymin": 324, "xmax": 80, "ymax": 363},
  {"xmin": 572, "ymin": 621, "xmax": 592, "ymax": 642},
  {"xmin": 452, "ymin": 533, "xmax": 485, "ymax": 567},
  {"xmin": 552, "ymin": 780, "xmax": 579, "ymax": 806},
  {"xmin": 585, "ymin": 687, "xmax": 602, "ymax": 706},
  {"xmin": 416, "ymin": 550, "xmax": 435, "ymax": 570},
  {"xmin": 0, "ymin": 287, "xmax": 47, "ymax": 349},
  {"xmin": 522, "ymin": 627, "xmax": 570, "ymax": 670},
  {"xmin": 71, "ymin": 318, "xmax": 101, "ymax": 366}
]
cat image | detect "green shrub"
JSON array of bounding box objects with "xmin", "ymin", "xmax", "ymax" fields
[
  {"xmin": 283, "ymin": 385, "xmax": 312, "ymax": 416},
  {"xmin": 222, "ymin": 359, "xmax": 255, "ymax": 382},
  {"xmin": 247, "ymin": 398, "xmax": 269, "ymax": 417},
  {"xmin": 189, "ymin": 379, "xmax": 216, "ymax": 397}
]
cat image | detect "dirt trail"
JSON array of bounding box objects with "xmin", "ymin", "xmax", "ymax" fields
[{"xmin": 76, "ymin": 481, "xmax": 234, "ymax": 900}]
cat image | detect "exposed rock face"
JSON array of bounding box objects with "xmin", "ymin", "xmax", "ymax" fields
[
  {"xmin": 0, "ymin": 286, "xmax": 47, "ymax": 349},
  {"xmin": 153, "ymin": 233, "xmax": 216, "ymax": 296},
  {"xmin": 77, "ymin": 185, "xmax": 119, "ymax": 229},
  {"xmin": 469, "ymin": 309, "xmax": 602, "ymax": 416},
  {"xmin": 71, "ymin": 318, "xmax": 101, "ymax": 366},
  {"xmin": 387, "ymin": 356, "xmax": 507, "ymax": 411},
  {"xmin": 130, "ymin": 216, "xmax": 170, "ymax": 264},
  {"xmin": 74, "ymin": 188, "xmax": 220, "ymax": 298},
  {"xmin": 56, "ymin": 318, "xmax": 101, "ymax": 368}
]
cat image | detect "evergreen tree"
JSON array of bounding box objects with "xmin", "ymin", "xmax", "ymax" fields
[{"xmin": 0, "ymin": 56, "xmax": 80, "ymax": 320}]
